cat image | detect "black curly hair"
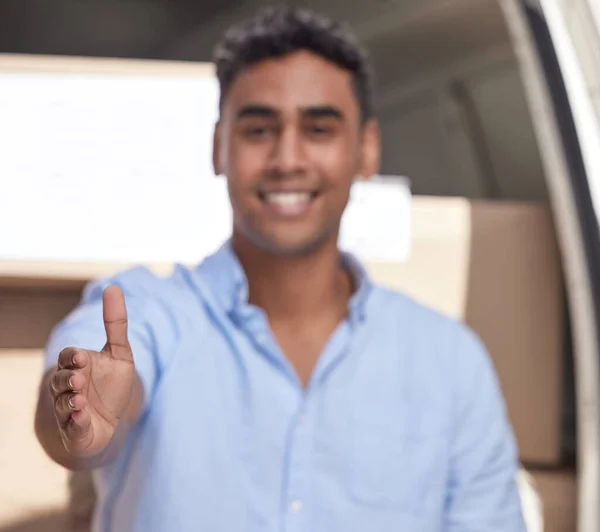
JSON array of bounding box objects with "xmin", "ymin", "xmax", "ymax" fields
[{"xmin": 212, "ymin": 4, "xmax": 375, "ymax": 124}]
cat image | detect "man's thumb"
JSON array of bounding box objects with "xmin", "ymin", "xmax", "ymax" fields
[{"xmin": 102, "ymin": 285, "xmax": 132, "ymax": 361}]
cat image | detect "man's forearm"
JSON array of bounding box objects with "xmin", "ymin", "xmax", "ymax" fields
[{"xmin": 34, "ymin": 367, "xmax": 145, "ymax": 471}]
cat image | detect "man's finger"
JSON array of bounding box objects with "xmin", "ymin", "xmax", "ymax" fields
[
  {"xmin": 102, "ymin": 285, "xmax": 132, "ymax": 361},
  {"xmin": 50, "ymin": 369, "xmax": 86, "ymax": 396},
  {"xmin": 53, "ymin": 392, "xmax": 83, "ymax": 425},
  {"xmin": 61, "ymin": 411, "xmax": 93, "ymax": 452},
  {"xmin": 65, "ymin": 408, "xmax": 92, "ymax": 435},
  {"xmin": 57, "ymin": 347, "xmax": 89, "ymax": 371}
]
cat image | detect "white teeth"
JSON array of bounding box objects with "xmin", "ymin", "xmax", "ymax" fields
[{"xmin": 264, "ymin": 192, "xmax": 311, "ymax": 206}]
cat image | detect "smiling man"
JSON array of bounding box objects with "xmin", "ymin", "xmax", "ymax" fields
[{"xmin": 34, "ymin": 5, "xmax": 526, "ymax": 531}]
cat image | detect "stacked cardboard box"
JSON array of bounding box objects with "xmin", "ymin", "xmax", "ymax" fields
[
  {"xmin": 366, "ymin": 196, "xmax": 576, "ymax": 530},
  {"xmin": 531, "ymin": 470, "xmax": 578, "ymax": 532},
  {"xmin": 0, "ymin": 349, "xmax": 69, "ymax": 530},
  {"xmin": 367, "ymin": 197, "xmax": 565, "ymax": 464}
]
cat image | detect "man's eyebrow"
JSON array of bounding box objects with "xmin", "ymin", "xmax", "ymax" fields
[
  {"xmin": 234, "ymin": 104, "xmax": 346, "ymax": 121},
  {"xmin": 301, "ymin": 105, "xmax": 345, "ymax": 120},
  {"xmin": 235, "ymin": 104, "xmax": 278, "ymax": 120}
]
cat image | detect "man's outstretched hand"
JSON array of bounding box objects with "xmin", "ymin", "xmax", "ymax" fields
[{"xmin": 48, "ymin": 285, "xmax": 136, "ymax": 458}]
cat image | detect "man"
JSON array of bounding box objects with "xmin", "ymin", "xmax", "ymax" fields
[{"xmin": 35, "ymin": 5, "xmax": 526, "ymax": 531}]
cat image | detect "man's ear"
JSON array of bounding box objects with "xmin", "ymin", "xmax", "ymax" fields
[
  {"xmin": 212, "ymin": 121, "xmax": 222, "ymax": 176},
  {"xmin": 358, "ymin": 118, "xmax": 381, "ymax": 180}
]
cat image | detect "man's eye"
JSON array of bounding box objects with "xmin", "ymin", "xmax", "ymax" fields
[
  {"xmin": 243, "ymin": 125, "xmax": 273, "ymax": 138},
  {"xmin": 306, "ymin": 124, "xmax": 333, "ymax": 136}
]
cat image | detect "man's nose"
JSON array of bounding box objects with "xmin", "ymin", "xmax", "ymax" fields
[{"xmin": 269, "ymin": 126, "xmax": 307, "ymax": 177}]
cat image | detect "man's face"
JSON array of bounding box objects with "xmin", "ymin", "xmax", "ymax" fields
[{"xmin": 214, "ymin": 50, "xmax": 380, "ymax": 256}]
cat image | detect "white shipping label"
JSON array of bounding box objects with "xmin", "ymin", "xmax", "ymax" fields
[{"xmin": 340, "ymin": 176, "xmax": 411, "ymax": 263}]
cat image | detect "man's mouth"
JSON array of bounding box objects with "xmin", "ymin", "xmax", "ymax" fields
[{"xmin": 258, "ymin": 191, "xmax": 318, "ymax": 216}]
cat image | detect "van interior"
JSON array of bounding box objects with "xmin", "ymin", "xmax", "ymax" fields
[{"xmin": 0, "ymin": 1, "xmax": 587, "ymax": 531}]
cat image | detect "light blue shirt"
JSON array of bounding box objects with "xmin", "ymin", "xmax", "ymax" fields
[{"xmin": 45, "ymin": 242, "xmax": 525, "ymax": 532}]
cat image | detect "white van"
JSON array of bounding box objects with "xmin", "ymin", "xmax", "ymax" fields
[{"xmin": 0, "ymin": 1, "xmax": 598, "ymax": 531}]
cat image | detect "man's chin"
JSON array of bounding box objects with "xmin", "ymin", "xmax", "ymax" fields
[
  {"xmin": 262, "ymin": 240, "xmax": 325, "ymax": 257},
  {"xmin": 246, "ymin": 231, "xmax": 336, "ymax": 258}
]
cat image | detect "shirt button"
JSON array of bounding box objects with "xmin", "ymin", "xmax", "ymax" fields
[
  {"xmin": 255, "ymin": 332, "xmax": 269, "ymax": 344},
  {"xmin": 290, "ymin": 500, "xmax": 303, "ymax": 513}
]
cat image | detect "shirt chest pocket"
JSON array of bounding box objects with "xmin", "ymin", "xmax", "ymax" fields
[{"xmin": 347, "ymin": 402, "xmax": 450, "ymax": 514}]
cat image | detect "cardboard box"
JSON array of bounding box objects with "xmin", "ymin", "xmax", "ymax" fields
[
  {"xmin": 367, "ymin": 197, "xmax": 565, "ymax": 465},
  {"xmin": 0, "ymin": 288, "xmax": 82, "ymax": 349},
  {"xmin": 0, "ymin": 350, "xmax": 69, "ymax": 528},
  {"xmin": 0, "ymin": 259, "xmax": 174, "ymax": 349},
  {"xmin": 530, "ymin": 470, "xmax": 578, "ymax": 532}
]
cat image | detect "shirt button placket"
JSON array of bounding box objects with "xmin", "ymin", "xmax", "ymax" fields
[{"xmin": 284, "ymin": 403, "xmax": 312, "ymax": 532}]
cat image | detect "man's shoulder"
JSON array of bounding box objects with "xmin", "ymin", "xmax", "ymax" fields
[
  {"xmin": 368, "ymin": 284, "xmax": 464, "ymax": 332},
  {"xmin": 81, "ymin": 264, "xmax": 203, "ymax": 326},
  {"xmin": 367, "ymin": 284, "xmax": 484, "ymax": 359},
  {"xmin": 84, "ymin": 264, "xmax": 191, "ymax": 299}
]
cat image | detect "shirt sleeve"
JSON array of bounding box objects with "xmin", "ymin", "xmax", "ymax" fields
[
  {"xmin": 43, "ymin": 267, "xmax": 168, "ymax": 413},
  {"xmin": 444, "ymin": 326, "xmax": 527, "ymax": 531}
]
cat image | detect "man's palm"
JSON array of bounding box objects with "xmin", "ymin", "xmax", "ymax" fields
[{"xmin": 50, "ymin": 285, "xmax": 136, "ymax": 457}]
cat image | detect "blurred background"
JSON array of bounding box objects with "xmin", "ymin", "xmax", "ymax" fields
[{"xmin": 0, "ymin": 0, "xmax": 599, "ymax": 530}]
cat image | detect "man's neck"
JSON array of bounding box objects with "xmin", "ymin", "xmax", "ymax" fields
[{"xmin": 231, "ymin": 236, "xmax": 353, "ymax": 324}]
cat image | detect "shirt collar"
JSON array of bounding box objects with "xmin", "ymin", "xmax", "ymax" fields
[{"xmin": 194, "ymin": 240, "xmax": 372, "ymax": 324}]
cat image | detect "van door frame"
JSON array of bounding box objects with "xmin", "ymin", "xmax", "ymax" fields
[{"xmin": 499, "ymin": 1, "xmax": 600, "ymax": 530}]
